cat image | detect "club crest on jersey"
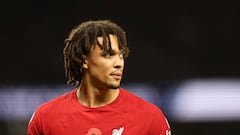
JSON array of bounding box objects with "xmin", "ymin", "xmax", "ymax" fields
[{"xmin": 112, "ymin": 127, "xmax": 124, "ymax": 135}]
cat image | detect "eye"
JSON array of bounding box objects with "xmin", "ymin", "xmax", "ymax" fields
[
  {"xmin": 105, "ymin": 53, "xmax": 111, "ymax": 58},
  {"xmin": 101, "ymin": 52, "xmax": 113, "ymax": 58},
  {"xmin": 119, "ymin": 53, "xmax": 124, "ymax": 59},
  {"xmin": 120, "ymin": 50, "xmax": 126, "ymax": 58}
]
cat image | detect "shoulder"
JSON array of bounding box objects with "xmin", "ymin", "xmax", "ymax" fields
[
  {"xmin": 35, "ymin": 89, "xmax": 76, "ymax": 114},
  {"xmin": 28, "ymin": 89, "xmax": 76, "ymax": 134},
  {"xmin": 120, "ymin": 87, "xmax": 163, "ymax": 114},
  {"xmin": 120, "ymin": 87, "xmax": 171, "ymax": 133}
]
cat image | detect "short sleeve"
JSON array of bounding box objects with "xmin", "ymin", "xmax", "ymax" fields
[
  {"xmin": 27, "ymin": 108, "xmax": 42, "ymax": 135},
  {"xmin": 150, "ymin": 108, "xmax": 171, "ymax": 135}
]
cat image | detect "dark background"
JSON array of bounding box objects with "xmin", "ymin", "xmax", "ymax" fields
[
  {"xmin": 1, "ymin": 0, "xmax": 240, "ymax": 84},
  {"xmin": 0, "ymin": 0, "xmax": 240, "ymax": 134}
]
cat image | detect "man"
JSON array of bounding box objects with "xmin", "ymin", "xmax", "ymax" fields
[{"xmin": 28, "ymin": 20, "xmax": 171, "ymax": 135}]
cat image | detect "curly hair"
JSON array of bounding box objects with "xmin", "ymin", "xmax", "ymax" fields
[{"xmin": 63, "ymin": 20, "xmax": 129, "ymax": 87}]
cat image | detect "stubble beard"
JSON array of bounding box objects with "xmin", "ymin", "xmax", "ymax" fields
[
  {"xmin": 108, "ymin": 84, "xmax": 120, "ymax": 89},
  {"xmin": 107, "ymin": 80, "xmax": 121, "ymax": 89}
]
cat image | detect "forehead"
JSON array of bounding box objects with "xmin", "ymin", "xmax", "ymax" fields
[
  {"xmin": 96, "ymin": 34, "xmax": 120, "ymax": 50},
  {"xmin": 97, "ymin": 34, "xmax": 117, "ymax": 44}
]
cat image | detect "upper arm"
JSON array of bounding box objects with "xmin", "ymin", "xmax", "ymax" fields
[
  {"xmin": 28, "ymin": 109, "xmax": 42, "ymax": 135},
  {"xmin": 150, "ymin": 109, "xmax": 171, "ymax": 135}
]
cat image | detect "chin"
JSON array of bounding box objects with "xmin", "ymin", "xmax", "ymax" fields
[{"xmin": 108, "ymin": 84, "xmax": 120, "ymax": 89}]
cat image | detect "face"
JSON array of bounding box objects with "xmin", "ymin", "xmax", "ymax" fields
[{"xmin": 82, "ymin": 34, "xmax": 125, "ymax": 90}]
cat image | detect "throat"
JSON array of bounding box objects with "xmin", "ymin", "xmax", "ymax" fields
[{"xmin": 76, "ymin": 87, "xmax": 120, "ymax": 108}]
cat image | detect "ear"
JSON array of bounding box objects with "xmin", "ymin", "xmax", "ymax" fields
[{"xmin": 82, "ymin": 56, "xmax": 88, "ymax": 69}]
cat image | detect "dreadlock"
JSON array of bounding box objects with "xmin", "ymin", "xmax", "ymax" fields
[{"xmin": 63, "ymin": 20, "xmax": 129, "ymax": 87}]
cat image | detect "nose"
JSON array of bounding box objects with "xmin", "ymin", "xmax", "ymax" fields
[{"xmin": 114, "ymin": 55, "xmax": 124, "ymax": 69}]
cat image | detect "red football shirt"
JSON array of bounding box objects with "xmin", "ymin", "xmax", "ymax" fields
[{"xmin": 28, "ymin": 88, "xmax": 171, "ymax": 135}]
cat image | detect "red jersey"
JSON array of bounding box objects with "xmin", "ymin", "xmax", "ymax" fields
[{"xmin": 28, "ymin": 88, "xmax": 171, "ymax": 135}]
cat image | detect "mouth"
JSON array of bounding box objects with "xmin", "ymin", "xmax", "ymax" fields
[{"xmin": 110, "ymin": 71, "xmax": 122, "ymax": 80}]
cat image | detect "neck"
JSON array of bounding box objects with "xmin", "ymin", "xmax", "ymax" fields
[{"xmin": 77, "ymin": 83, "xmax": 120, "ymax": 108}]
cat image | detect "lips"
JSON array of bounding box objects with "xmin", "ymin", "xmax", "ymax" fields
[{"xmin": 110, "ymin": 71, "xmax": 122, "ymax": 80}]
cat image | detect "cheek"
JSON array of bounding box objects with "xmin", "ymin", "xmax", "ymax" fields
[
  {"xmin": 98, "ymin": 64, "xmax": 111, "ymax": 73},
  {"xmin": 89, "ymin": 61, "xmax": 111, "ymax": 73}
]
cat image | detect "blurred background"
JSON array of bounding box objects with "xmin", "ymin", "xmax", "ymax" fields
[{"xmin": 1, "ymin": 0, "xmax": 240, "ymax": 134}]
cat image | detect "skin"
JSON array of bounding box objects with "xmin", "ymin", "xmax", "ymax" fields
[{"xmin": 77, "ymin": 34, "xmax": 125, "ymax": 108}]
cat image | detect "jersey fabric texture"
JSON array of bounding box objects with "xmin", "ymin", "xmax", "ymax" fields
[{"xmin": 28, "ymin": 87, "xmax": 171, "ymax": 135}]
